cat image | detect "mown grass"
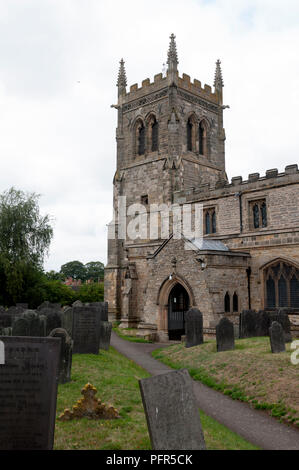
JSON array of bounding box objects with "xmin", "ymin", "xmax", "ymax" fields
[
  {"xmin": 54, "ymin": 347, "xmax": 258, "ymax": 450},
  {"xmin": 152, "ymin": 337, "xmax": 299, "ymax": 429},
  {"xmin": 112, "ymin": 326, "xmax": 152, "ymax": 343}
]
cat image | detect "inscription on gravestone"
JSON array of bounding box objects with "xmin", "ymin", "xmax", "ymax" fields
[
  {"xmin": 139, "ymin": 369, "xmax": 206, "ymax": 450},
  {"xmin": 73, "ymin": 307, "xmax": 101, "ymax": 354},
  {"xmin": 0, "ymin": 336, "xmax": 60, "ymax": 450}
]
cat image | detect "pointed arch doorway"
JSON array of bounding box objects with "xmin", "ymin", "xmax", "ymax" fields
[{"xmin": 168, "ymin": 283, "xmax": 190, "ymax": 340}]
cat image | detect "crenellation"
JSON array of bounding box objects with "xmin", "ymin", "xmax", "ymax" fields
[{"xmin": 266, "ymin": 168, "xmax": 278, "ymax": 178}]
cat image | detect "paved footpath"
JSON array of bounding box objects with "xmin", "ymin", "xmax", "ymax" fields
[{"xmin": 111, "ymin": 331, "xmax": 299, "ymax": 450}]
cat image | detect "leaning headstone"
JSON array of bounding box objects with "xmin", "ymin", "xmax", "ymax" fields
[
  {"xmin": 72, "ymin": 306, "xmax": 101, "ymax": 354},
  {"xmin": 139, "ymin": 369, "xmax": 206, "ymax": 450},
  {"xmin": 185, "ymin": 308, "xmax": 203, "ymax": 348},
  {"xmin": 99, "ymin": 322, "xmax": 112, "ymax": 351},
  {"xmin": 269, "ymin": 321, "xmax": 286, "ymax": 354},
  {"xmin": 49, "ymin": 328, "xmax": 73, "ymax": 384},
  {"xmin": 0, "ymin": 336, "xmax": 61, "ymax": 449},
  {"xmin": 216, "ymin": 317, "xmax": 235, "ymax": 352}
]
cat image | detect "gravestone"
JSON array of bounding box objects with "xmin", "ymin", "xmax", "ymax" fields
[
  {"xmin": 37, "ymin": 301, "xmax": 61, "ymax": 312},
  {"xmin": 12, "ymin": 317, "xmax": 29, "ymax": 336},
  {"xmin": 256, "ymin": 310, "xmax": 270, "ymax": 337},
  {"xmin": 72, "ymin": 300, "xmax": 83, "ymax": 308},
  {"xmin": 22, "ymin": 310, "xmax": 45, "ymax": 336},
  {"xmin": 269, "ymin": 321, "xmax": 286, "ymax": 354},
  {"xmin": 0, "ymin": 336, "xmax": 61, "ymax": 449},
  {"xmin": 90, "ymin": 302, "xmax": 108, "ymax": 322},
  {"xmin": 7, "ymin": 306, "xmax": 25, "ymax": 323},
  {"xmin": 49, "ymin": 328, "xmax": 73, "ymax": 384},
  {"xmin": 216, "ymin": 317, "xmax": 235, "ymax": 352},
  {"xmin": 99, "ymin": 322, "xmax": 112, "ymax": 351},
  {"xmin": 61, "ymin": 307, "xmax": 73, "ymax": 337},
  {"xmin": 268, "ymin": 310, "xmax": 292, "ymax": 343},
  {"xmin": 239, "ymin": 310, "xmax": 257, "ymax": 338},
  {"xmin": 185, "ymin": 308, "xmax": 203, "ymax": 348},
  {"xmin": 139, "ymin": 369, "xmax": 206, "ymax": 450},
  {"xmin": 0, "ymin": 313, "xmax": 12, "ymax": 329},
  {"xmin": 72, "ymin": 306, "xmax": 101, "ymax": 354},
  {"xmin": 16, "ymin": 303, "xmax": 28, "ymax": 309}
]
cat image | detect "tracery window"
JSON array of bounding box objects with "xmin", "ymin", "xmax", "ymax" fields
[
  {"xmin": 264, "ymin": 261, "xmax": 299, "ymax": 309},
  {"xmin": 249, "ymin": 199, "xmax": 267, "ymax": 230},
  {"xmin": 135, "ymin": 119, "xmax": 145, "ymax": 156}
]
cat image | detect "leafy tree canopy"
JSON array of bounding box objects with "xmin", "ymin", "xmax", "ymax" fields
[{"xmin": 60, "ymin": 260, "xmax": 104, "ymax": 281}]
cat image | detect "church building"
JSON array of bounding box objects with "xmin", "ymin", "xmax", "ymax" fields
[{"xmin": 105, "ymin": 34, "xmax": 299, "ymax": 341}]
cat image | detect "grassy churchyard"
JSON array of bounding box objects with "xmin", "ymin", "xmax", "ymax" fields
[
  {"xmin": 54, "ymin": 347, "xmax": 259, "ymax": 450},
  {"xmin": 152, "ymin": 337, "xmax": 299, "ymax": 429}
]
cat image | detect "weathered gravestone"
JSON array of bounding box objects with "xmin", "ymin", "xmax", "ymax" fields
[
  {"xmin": 49, "ymin": 328, "xmax": 73, "ymax": 384},
  {"xmin": 268, "ymin": 310, "xmax": 292, "ymax": 343},
  {"xmin": 0, "ymin": 313, "xmax": 12, "ymax": 329},
  {"xmin": 269, "ymin": 321, "xmax": 286, "ymax": 354},
  {"xmin": 7, "ymin": 306, "xmax": 25, "ymax": 324},
  {"xmin": 99, "ymin": 322, "xmax": 112, "ymax": 351},
  {"xmin": 185, "ymin": 308, "xmax": 203, "ymax": 348},
  {"xmin": 139, "ymin": 369, "xmax": 206, "ymax": 450},
  {"xmin": 0, "ymin": 336, "xmax": 60, "ymax": 449},
  {"xmin": 239, "ymin": 310, "xmax": 257, "ymax": 338},
  {"xmin": 61, "ymin": 307, "xmax": 73, "ymax": 337},
  {"xmin": 72, "ymin": 306, "xmax": 101, "ymax": 354},
  {"xmin": 37, "ymin": 301, "xmax": 61, "ymax": 312},
  {"xmin": 216, "ymin": 317, "xmax": 235, "ymax": 352},
  {"xmin": 16, "ymin": 303, "xmax": 28, "ymax": 309},
  {"xmin": 12, "ymin": 311, "xmax": 46, "ymax": 337}
]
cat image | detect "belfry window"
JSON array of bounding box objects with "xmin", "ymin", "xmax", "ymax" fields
[
  {"xmin": 249, "ymin": 199, "xmax": 267, "ymax": 230},
  {"xmin": 138, "ymin": 122, "xmax": 145, "ymax": 155},
  {"xmin": 265, "ymin": 261, "xmax": 299, "ymax": 310},
  {"xmin": 151, "ymin": 119, "xmax": 158, "ymax": 152},
  {"xmin": 187, "ymin": 118, "xmax": 193, "ymax": 151},
  {"xmin": 199, "ymin": 120, "xmax": 208, "ymax": 156}
]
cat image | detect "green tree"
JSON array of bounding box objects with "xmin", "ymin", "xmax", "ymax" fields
[
  {"xmin": 0, "ymin": 188, "xmax": 53, "ymax": 304},
  {"xmin": 76, "ymin": 282, "xmax": 104, "ymax": 303},
  {"xmin": 45, "ymin": 270, "xmax": 64, "ymax": 281},
  {"xmin": 60, "ymin": 261, "xmax": 86, "ymax": 281},
  {"xmin": 85, "ymin": 261, "xmax": 104, "ymax": 281}
]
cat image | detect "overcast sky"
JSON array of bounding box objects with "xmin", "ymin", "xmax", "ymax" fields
[{"xmin": 0, "ymin": 0, "xmax": 298, "ymax": 272}]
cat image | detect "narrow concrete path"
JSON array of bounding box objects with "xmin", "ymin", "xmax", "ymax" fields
[{"xmin": 111, "ymin": 331, "xmax": 299, "ymax": 450}]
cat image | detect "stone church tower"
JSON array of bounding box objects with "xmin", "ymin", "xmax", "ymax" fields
[{"xmin": 105, "ymin": 34, "xmax": 299, "ymax": 341}]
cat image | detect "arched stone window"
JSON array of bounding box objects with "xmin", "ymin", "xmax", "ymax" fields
[
  {"xmin": 187, "ymin": 115, "xmax": 197, "ymax": 152},
  {"xmin": 250, "ymin": 199, "xmax": 267, "ymax": 230},
  {"xmin": 199, "ymin": 120, "xmax": 208, "ymax": 156},
  {"xmin": 224, "ymin": 292, "xmax": 230, "ymax": 313},
  {"xmin": 264, "ymin": 260, "xmax": 299, "ymax": 310},
  {"xmin": 135, "ymin": 119, "xmax": 145, "ymax": 156},
  {"xmin": 204, "ymin": 208, "xmax": 217, "ymax": 235},
  {"xmin": 233, "ymin": 292, "xmax": 239, "ymax": 312},
  {"xmin": 147, "ymin": 115, "xmax": 159, "ymax": 152}
]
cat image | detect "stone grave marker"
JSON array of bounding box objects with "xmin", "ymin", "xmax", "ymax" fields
[
  {"xmin": 139, "ymin": 369, "xmax": 206, "ymax": 450},
  {"xmin": 49, "ymin": 328, "xmax": 73, "ymax": 384},
  {"xmin": 72, "ymin": 306, "xmax": 101, "ymax": 354},
  {"xmin": 37, "ymin": 301, "xmax": 61, "ymax": 312},
  {"xmin": 12, "ymin": 317, "xmax": 29, "ymax": 336},
  {"xmin": 216, "ymin": 317, "xmax": 235, "ymax": 352},
  {"xmin": 185, "ymin": 308, "xmax": 203, "ymax": 348},
  {"xmin": 269, "ymin": 321, "xmax": 286, "ymax": 354},
  {"xmin": 61, "ymin": 306, "xmax": 73, "ymax": 337},
  {"xmin": 0, "ymin": 336, "xmax": 61, "ymax": 450},
  {"xmin": 99, "ymin": 322, "xmax": 112, "ymax": 351},
  {"xmin": 239, "ymin": 310, "xmax": 257, "ymax": 338}
]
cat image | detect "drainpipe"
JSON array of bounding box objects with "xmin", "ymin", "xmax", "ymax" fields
[
  {"xmin": 235, "ymin": 192, "xmax": 243, "ymax": 233},
  {"xmin": 246, "ymin": 267, "xmax": 252, "ymax": 310}
]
